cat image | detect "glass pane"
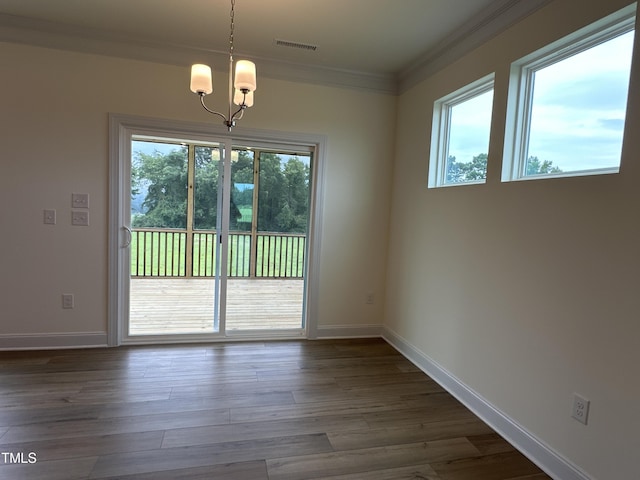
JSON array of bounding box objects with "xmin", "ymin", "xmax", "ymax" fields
[
  {"xmin": 130, "ymin": 141, "xmax": 188, "ymax": 278},
  {"xmin": 257, "ymin": 152, "xmax": 311, "ymax": 234},
  {"xmin": 231, "ymin": 149, "xmax": 255, "ymax": 232},
  {"xmin": 131, "ymin": 140, "xmax": 188, "ymax": 229},
  {"xmin": 228, "ymin": 149, "xmax": 255, "ymax": 278},
  {"xmin": 226, "ymin": 150, "xmax": 310, "ymax": 332},
  {"xmin": 129, "ymin": 139, "xmax": 220, "ymax": 336},
  {"xmin": 527, "ymin": 30, "xmax": 634, "ymax": 175},
  {"xmin": 445, "ymin": 89, "xmax": 493, "ymax": 184},
  {"xmin": 193, "ymin": 145, "xmax": 221, "ymax": 230}
]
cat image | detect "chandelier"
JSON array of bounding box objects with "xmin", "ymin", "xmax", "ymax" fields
[{"xmin": 189, "ymin": 0, "xmax": 257, "ymax": 131}]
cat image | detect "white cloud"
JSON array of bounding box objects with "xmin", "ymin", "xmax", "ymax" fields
[{"xmin": 526, "ymin": 30, "xmax": 634, "ymax": 170}]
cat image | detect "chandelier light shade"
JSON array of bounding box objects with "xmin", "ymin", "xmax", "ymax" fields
[
  {"xmin": 190, "ymin": 64, "xmax": 213, "ymax": 95},
  {"xmin": 189, "ymin": 0, "xmax": 256, "ymax": 131},
  {"xmin": 234, "ymin": 89, "xmax": 254, "ymax": 107},
  {"xmin": 234, "ymin": 60, "xmax": 257, "ymax": 92}
]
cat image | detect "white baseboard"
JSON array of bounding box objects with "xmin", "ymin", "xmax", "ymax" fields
[
  {"xmin": 312, "ymin": 324, "xmax": 384, "ymax": 339},
  {"xmin": 382, "ymin": 327, "xmax": 590, "ymax": 480},
  {"xmin": 0, "ymin": 332, "xmax": 108, "ymax": 350}
]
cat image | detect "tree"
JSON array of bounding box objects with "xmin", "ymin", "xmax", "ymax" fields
[
  {"xmin": 525, "ymin": 156, "xmax": 562, "ymax": 175},
  {"xmin": 257, "ymin": 154, "xmax": 310, "ymax": 233},
  {"xmin": 133, "ymin": 147, "xmax": 310, "ymax": 233},
  {"xmin": 193, "ymin": 146, "xmax": 221, "ymax": 230},
  {"xmin": 131, "ymin": 146, "xmax": 222, "ymax": 229},
  {"xmin": 230, "ymin": 150, "xmax": 255, "ymax": 230},
  {"xmin": 131, "ymin": 147, "xmax": 190, "ymax": 228},
  {"xmin": 445, "ymin": 153, "xmax": 561, "ymax": 183},
  {"xmin": 280, "ymin": 157, "xmax": 310, "ymax": 233},
  {"xmin": 257, "ymin": 152, "xmax": 285, "ymax": 232},
  {"xmin": 446, "ymin": 153, "xmax": 488, "ymax": 183}
]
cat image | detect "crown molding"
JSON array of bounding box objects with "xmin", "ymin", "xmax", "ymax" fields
[
  {"xmin": 0, "ymin": 12, "xmax": 397, "ymax": 94},
  {"xmin": 0, "ymin": 13, "xmax": 235, "ymax": 75},
  {"xmin": 397, "ymin": 0, "xmax": 554, "ymax": 93},
  {"xmin": 1, "ymin": 0, "xmax": 553, "ymax": 96}
]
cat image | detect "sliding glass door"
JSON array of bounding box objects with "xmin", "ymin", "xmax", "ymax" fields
[
  {"xmin": 225, "ymin": 148, "xmax": 311, "ymax": 333},
  {"xmin": 128, "ymin": 138, "xmax": 224, "ymax": 335},
  {"xmin": 125, "ymin": 136, "xmax": 311, "ymax": 339}
]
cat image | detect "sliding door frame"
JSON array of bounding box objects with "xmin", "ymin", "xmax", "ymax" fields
[{"xmin": 108, "ymin": 113, "xmax": 327, "ymax": 345}]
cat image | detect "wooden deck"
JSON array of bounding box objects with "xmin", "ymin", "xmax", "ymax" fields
[{"xmin": 129, "ymin": 278, "xmax": 304, "ymax": 335}]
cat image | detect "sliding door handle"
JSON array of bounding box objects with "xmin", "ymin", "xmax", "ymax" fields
[{"xmin": 122, "ymin": 226, "xmax": 132, "ymax": 248}]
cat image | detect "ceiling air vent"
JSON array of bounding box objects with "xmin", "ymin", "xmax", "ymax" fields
[{"xmin": 274, "ymin": 39, "xmax": 318, "ymax": 52}]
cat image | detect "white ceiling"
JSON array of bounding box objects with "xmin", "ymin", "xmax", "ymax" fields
[{"xmin": 0, "ymin": 0, "xmax": 551, "ymax": 93}]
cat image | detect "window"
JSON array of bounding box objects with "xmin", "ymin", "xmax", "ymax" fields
[
  {"xmin": 502, "ymin": 4, "xmax": 636, "ymax": 181},
  {"xmin": 429, "ymin": 74, "xmax": 495, "ymax": 188}
]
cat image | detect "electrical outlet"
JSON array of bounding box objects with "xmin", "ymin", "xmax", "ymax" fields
[
  {"xmin": 62, "ymin": 294, "xmax": 74, "ymax": 309},
  {"xmin": 571, "ymin": 393, "xmax": 590, "ymax": 425},
  {"xmin": 365, "ymin": 292, "xmax": 374, "ymax": 304},
  {"xmin": 71, "ymin": 211, "xmax": 89, "ymax": 226}
]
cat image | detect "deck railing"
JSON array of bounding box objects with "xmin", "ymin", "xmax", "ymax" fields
[{"xmin": 130, "ymin": 229, "xmax": 305, "ymax": 279}]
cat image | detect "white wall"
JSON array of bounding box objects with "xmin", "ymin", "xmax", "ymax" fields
[
  {"xmin": 385, "ymin": 0, "xmax": 640, "ymax": 479},
  {"xmin": 4, "ymin": 0, "xmax": 639, "ymax": 476},
  {"xmin": 0, "ymin": 43, "xmax": 395, "ymax": 343}
]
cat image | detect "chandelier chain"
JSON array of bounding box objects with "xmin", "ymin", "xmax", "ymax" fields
[{"xmin": 229, "ymin": 0, "xmax": 235, "ymax": 59}]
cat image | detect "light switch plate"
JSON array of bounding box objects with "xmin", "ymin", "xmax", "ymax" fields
[
  {"xmin": 43, "ymin": 209, "xmax": 56, "ymax": 225},
  {"xmin": 71, "ymin": 210, "xmax": 89, "ymax": 226},
  {"xmin": 62, "ymin": 294, "xmax": 74, "ymax": 309},
  {"xmin": 72, "ymin": 193, "xmax": 89, "ymax": 209}
]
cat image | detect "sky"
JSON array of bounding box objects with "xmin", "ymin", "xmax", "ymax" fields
[
  {"xmin": 448, "ymin": 90, "xmax": 493, "ymax": 164},
  {"xmin": 447, "ymin": 29, "xmax": 635, "ymax": 174}
]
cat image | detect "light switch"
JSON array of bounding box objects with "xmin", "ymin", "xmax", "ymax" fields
[
  {"xmin": 43, "ymin": 209, "xmax": 56, "ymax": 225},
  {"xmin": 62, "ymin": 294, "xmax": 74, "ymax": 309},
  {"xmin": 71, "ymin": 211, "xmax": 89, "ymax": 226},
  {"xmin": 72, "ymin": 193, "xmax": 89, "ymax": 209}
]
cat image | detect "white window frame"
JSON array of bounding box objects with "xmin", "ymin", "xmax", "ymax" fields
[
  {"xmin": 428, "ymin": 73, "xmax": 495, "ymax": 188},
  {"xmin": 502, "ymin": 4, "xmax": 636, "ymax": 182}
]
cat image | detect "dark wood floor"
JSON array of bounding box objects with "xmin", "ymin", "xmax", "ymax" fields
[{"xmin": 0, "ymin": 338, "xmax": 551, "ymax": 479}]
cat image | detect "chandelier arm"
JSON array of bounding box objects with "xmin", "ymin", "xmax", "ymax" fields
[
  {"xmin": 230, "ymin": 105, "xmax": 247, "ymax": 123},
  {"xmin": 199, "ymin": 93, "xmax": 230, "ymax": 123}
]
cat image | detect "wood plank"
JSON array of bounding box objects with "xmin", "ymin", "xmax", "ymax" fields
[
  {"xmin": 327, "ymin": 419, "xmax": 495, "ymax": 451},
  {"xmin": 97, "ymin": 460, "xmax": 269, "ymax": 480},
  {"xmin": 311, "ymin": 463, "xmax": 441, "ymax": 480},
  {"xmin": 0, "ymin": 404, "xmax": 101, "ymax": 427},
  {"xmin": 229, "ymin": 398, "xmax": 421, "ymax": 424},
  {"xmin": 1, "ymin": 408, "xmax": 231, "ymax": 444},
  {"xmin": 430, "ymin": 451, "xmax": 547, "ymax": 480},
  {"xmin": 0, "ymin": 431, "xmax": 163, "ymax": 462},
  {"xmin": 467, "ymin": 432, "xmax": 521, "ymax": 455},
  {"xmin": 89, "ymin": 434, "xmax": 332, "ymax": 478},
  {"xmin": 265, "ymin": 438, "xmax": 481, "ymax": 480},
  {"xmin": 0, "ymin": 457, "xmax": 97, "ymax": 480},
  {"xmin": 160, "ymin": 414, "xmax": 370, "ymax": 449}
]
